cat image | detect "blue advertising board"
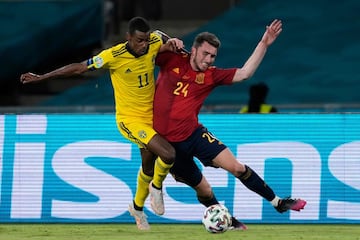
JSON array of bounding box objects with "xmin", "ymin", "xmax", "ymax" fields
[{"xmin": 0, "ymin": 114, "xmax": 359, "ymax": 223}]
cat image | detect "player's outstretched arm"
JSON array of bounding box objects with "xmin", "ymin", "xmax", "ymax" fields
[
  {"xmin": 20, "ymin": 61, "xmax": 88, "ymax": 84},
  {"xmin": 232, "ymin": 19, "xmax": 282, "ymax": 83}
]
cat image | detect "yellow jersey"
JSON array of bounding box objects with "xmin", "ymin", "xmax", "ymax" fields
[{"xmin": 87, "ymin": 33, "xmax": 163, "ymax": 123}]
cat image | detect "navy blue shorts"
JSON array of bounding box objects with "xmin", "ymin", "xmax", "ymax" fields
[{"xmin": 169, "ymin": 126, "xmax": 227, "ymax": 187}]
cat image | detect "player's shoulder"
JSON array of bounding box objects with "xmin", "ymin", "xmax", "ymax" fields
[
  {"xmin": 109, "ymin": 42, "xmax": 127, "ymax": 55},
  {"xmin": 97, "ymin": 42, "xmax": 128, "ymax": 59},
  {"xmin": 206, "ymin": 66, "xmax": 217, "ymax": 72},
  {"xmin": 158, "ymin": 51, "xmax": 187, "ymax": 63},
  {"xmin": 149, "ymin": 32, "xmax": 162, "ymax": 45}
]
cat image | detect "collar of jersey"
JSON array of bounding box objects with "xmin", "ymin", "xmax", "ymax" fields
[{"xmin": 126, "ymin": 43, "xmax": 149, "ymax": 58}]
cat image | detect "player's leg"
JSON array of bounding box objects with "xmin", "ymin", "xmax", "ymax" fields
[
  {"xmin": 168, "ymin": 142, "xmax": 217, "ymax": 206},
  {"xmin": 146, "ymin": 134, "xmax": 175, "ymax": 215},
  {"xmin": 195, "ymin": 126, "xmax": 306, "ymax": 213},
  {"xmin": 133, "ymin": 148, "xmax": 157, "ymax": 208},
  {"xmin": 213, "ymin": 148, "xmax": 279, "ymax": 200},
  {"xmin": 212, "ymin": 149, "xmax": 306, "ymax": 212},
  {"xmin": 128, "ymin": 148, "xmax": 156, "ymax": 230},
  {"xmin": 118, "ymin": 121, "xmax": 158, "ymax": 201},
  {"xmin": 118, "ymin": 121, "xmax": 175, "ymax": 192},
  {"xmin": 147, "ymin": 134, "xmax": 175, "ymax": 188},
  {"xmin": 170, "ymin": 137, "xmax": 247, "ymax": 230},
  {"xmin": 118, "ymin": 121, "xmax": 171, "ymax": 225},
  {"xmin": 192, "ymin": 176, "xmax": 248, "ymax": 230}
]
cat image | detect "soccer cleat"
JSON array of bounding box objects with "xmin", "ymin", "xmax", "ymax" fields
[
  {"xmin": 149, "ymin": 181, "xmax": 165, "ymax": 215},
  {"xmin": 275, "ymin": 197, "xmax": 307, "ymax": 213},
  {"xmin": 229, "ymin": 217, "xmax": 248, "ymax": 230},
  {"xmin": 128, "ymin": 203, "xmax": 150, "ymax": 230}
]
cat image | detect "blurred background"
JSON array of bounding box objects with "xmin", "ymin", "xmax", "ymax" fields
[{"xmin": 1, "ymin": 0, "xmax": 359, "ymax": 113}]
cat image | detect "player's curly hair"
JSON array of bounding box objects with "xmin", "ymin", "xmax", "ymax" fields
[
  {"xmin": 193, "ymin": 32, "xmax": 221, "ymax": 49},
  {"xmin": 128, "ymin": 16, "xmax": 150, "ymax": 35}
]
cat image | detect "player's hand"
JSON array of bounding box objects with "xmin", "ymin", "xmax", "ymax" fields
[
  {"xmin": 20, "ymin": 72, "xmax": 42, "ymax": 84},
  {"xmin": 261, "ymin": 19, "xmax": 282, "ymax": 46},
  {"xmin": 166, "ymin": 38, "xmax": 185, "ymax": 52}
]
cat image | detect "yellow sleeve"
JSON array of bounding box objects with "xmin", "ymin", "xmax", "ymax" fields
[{"xmin": 86, "ymin": 46, "xmax": 118, "ymax": 70}]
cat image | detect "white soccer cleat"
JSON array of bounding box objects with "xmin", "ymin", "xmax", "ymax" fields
[
  {"xmin": 149, "ymin": 181, "xmax": 165, "ymax": 215},
  {"xmin": 128, "ymin": 203, "xmax": 150, "ymax": 230}
]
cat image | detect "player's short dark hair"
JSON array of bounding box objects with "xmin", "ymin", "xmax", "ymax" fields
[
  {"xmin": 193, "ymin": 32, "xmax": 221, "ymax": 49},
  {"xmin": 128, "ymin": 16, "xmax": 151, "ymax": 35}
]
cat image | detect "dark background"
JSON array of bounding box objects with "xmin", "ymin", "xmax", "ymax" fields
[{"xmin": 1, "ymin": 0, "xmax": 359, "ymax": 112}]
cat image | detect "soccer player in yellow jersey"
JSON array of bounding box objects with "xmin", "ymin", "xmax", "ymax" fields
[{"xmin": 20, "ymin": 17, "xmax": 184, "ymax": 230}]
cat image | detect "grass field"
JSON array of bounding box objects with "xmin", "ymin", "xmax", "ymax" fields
[{"xmin": 0, "ymin": 223, "xmax": 359, "ymax": 240}]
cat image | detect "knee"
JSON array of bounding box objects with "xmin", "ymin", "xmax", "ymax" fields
[
  {"xmin": 231, "ymin": 163, "xmax": 247, "ymax": 177},
  {"xmin": 162, "ymin": 146, "xmax": 176, "ymax": 164},
  {"xmin": 142, "ymin": 163, "xmax": 154, "ymax": 177}
]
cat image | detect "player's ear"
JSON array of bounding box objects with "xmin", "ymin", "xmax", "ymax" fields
[{"xmin": 191, "ymin": 47, "xmax": 196, "ymax": 55}]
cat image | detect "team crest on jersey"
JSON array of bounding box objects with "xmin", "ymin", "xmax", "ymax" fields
[
  {"xmin": 138, "ymin": 130, "xmax": 147, "ymax": 139},
  {"xmin": 93, "ymin": 56, "xmax": 104, "ymax": 68},
  {"xmin": 195, "ymin": 73, "xmax": 205, "ymax": 84}
]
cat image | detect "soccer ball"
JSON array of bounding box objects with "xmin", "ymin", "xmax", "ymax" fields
[{"xmin": 202, "ymin": 204, "xmax": 232, "ymax": 233}]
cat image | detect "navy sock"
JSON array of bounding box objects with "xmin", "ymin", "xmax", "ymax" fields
[
  {"xmin": 198, "ymin": 192, "xmax": 219, "ymax": 207},
  {"xmin": 238, "ymin": 165, "xmax": 275, "ymax": 201}
]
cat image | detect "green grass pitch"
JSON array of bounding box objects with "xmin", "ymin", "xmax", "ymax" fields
[{"xmin": 0, "ymin": 223, "xmax": 359, "ymax": 240}]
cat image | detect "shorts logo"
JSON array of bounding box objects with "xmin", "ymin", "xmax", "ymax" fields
[
  {"xmin": 138, "ymin": 130, "xmax": 147, "ymax": 139},
  {"xmin": 93, "ymin": 56, "xmax": 104, "ymax": 68}
]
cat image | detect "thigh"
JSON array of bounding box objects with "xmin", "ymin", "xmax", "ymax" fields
[
  {"xmin": 193, "ymin": 127, "xmax": 227, "ymax": 167},
  {"xmin": 117, "ymin": 121, "xmax": 157, "ymax": 148},
  {"xmin": 147, "ymin": 134, "xmax": 175, "ymax": 164},
  {"xmin": 170, "ymin": 142, "xmax": 203, "ymax": 188}
]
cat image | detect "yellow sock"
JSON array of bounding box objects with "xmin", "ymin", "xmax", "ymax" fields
[
  {"xmin": 134, "ymin": 168, "xmax": 153, "ymax": 208},
  {"xmin": 152, "ymin": 157, "xmax": 173, "ymax": 189}
]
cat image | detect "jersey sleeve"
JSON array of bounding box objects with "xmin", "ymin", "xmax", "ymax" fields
[
  {"xmin": 155, "ymin": 51, "xmax": 172, "ymax": 67},
  {"xmin": 150, "ymin": 32, "xmax": 163, "ymax": 55},
  {"xmin": 86, "ymin": 48, "xmax": 113, "ymax": 71},
  {"xmin": 155, "ymin": 51, "xmax": 184, "ymax": 68},
  {"xmin": 212, "ymin": 67, "xmax": 237, "ymax": 85},
  {"xmin": 152, "ymin": 31, "xmax": 165, "ymax": 44}
]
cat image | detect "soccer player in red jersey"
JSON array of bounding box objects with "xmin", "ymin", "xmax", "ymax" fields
[{"xmin": 153, "ymin": 19, "xmax": 307, "ymax": 220}]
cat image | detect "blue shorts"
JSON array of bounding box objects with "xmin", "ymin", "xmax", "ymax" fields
[{"xmin": 169, "ymin": 126, "xmax": 227, "ymax": 187}]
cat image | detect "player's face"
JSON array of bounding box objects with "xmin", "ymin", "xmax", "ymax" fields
[
  {"xmin": 190, "ymin": 41, "xmax": 217, "ymax": 72},
  {"xmin": 127, "ymin": 30, "xmax": 150, "ymax": 56}
]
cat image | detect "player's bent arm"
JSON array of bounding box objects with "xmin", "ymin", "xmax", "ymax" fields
[
  {"xmin": 20, "ymin": 61, "xmax": 88, "ymax": 84},
  {"xmin": 232, "ymin": 40, "xmax": 268, "ymax": 83},
  {"xmin": 159, "ymin": 38, "xmax": 184, "ymax": 53}
]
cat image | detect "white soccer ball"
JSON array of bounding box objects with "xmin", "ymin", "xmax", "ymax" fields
[{"xmin": 202, "ymin": 204, "xmax": 232, "ymax": 233}]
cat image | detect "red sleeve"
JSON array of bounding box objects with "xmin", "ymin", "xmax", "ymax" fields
[
  {"xmin": 156, "ymin": 52, "xmax": 169, "ymax": 66},
  {"xmin": 155, "ymin": 51, "xmax": 177, "ymax": 67},
  {"xmin": 156, "ymin": 51, "xmax": 189, "ymax": 68},
  {"xmin": 212, "ymin": 67, "xmax": 237, "ymax": 85}
]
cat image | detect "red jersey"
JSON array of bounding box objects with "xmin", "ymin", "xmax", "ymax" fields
[{"xmin": 153, "ymin": 51, "xmax": 236, "ymax": 142}]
